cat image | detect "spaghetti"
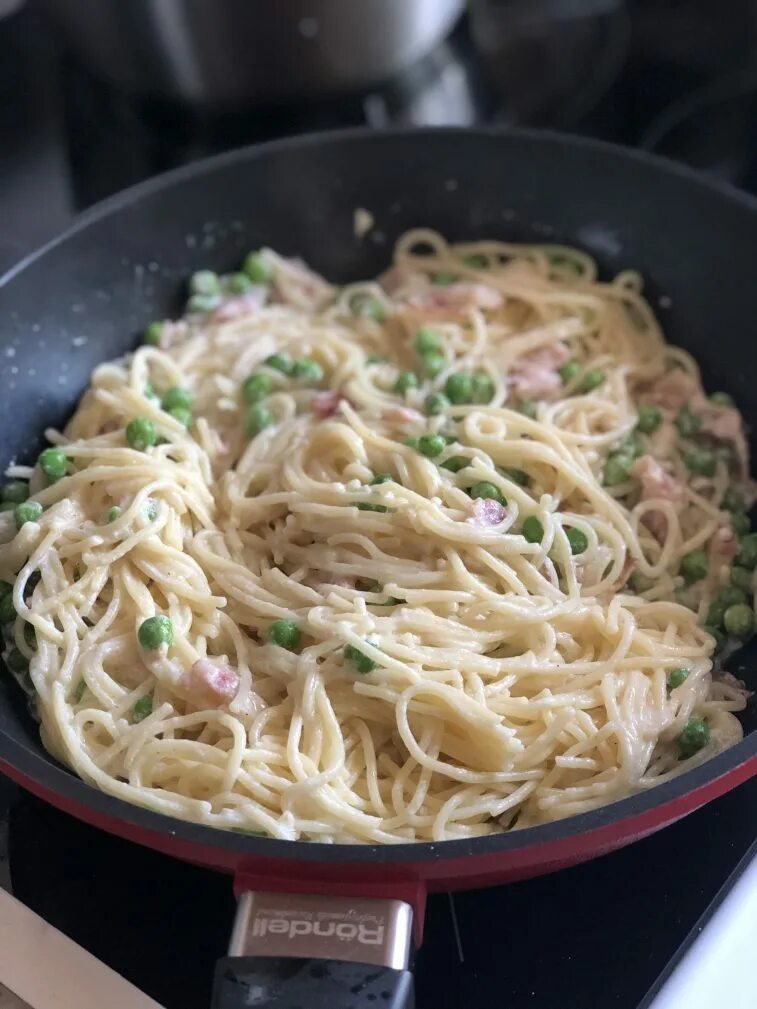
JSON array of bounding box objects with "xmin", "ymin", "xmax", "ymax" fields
[{"xmin": 0, "ymin": 229, "xmax": 752, "ymax": 843}]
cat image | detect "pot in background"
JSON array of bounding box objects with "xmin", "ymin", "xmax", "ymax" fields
[{"xmin": 40, "ymin": 0, "xmax": 464, "ymax": 108}]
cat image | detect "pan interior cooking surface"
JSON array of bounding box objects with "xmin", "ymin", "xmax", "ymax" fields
[
  {"xmin": 0, "ymin": 129, "xmax": 755, "ymax": 867},
  {"xmin": 0, "ymin": 224, "xmax": 753, "ymax": 846}
]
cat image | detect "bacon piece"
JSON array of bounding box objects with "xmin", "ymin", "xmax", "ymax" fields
[
  {"xmin": 643, "ymin": 370, "xmax": 701, "ymax": 411},
  {"xmin": 631, "ymin": 455, "xmax": 686, "ymax": 542},
  {"xmin": 273, "ymin": 258, "xmax": 334, "ymax": 311},
  {"xmin": 379, "ymin": 266, "xmax": 429, "ymax": 297},
  {"xmin": 211, "ymin": 289, "xmax": 267, "ymax": 322},
  {"xmin": 312, "ymin": 390, "xmax": 343, "ymax": 419},
  {"xmin": 698, "ymin": 403, "xmax": 742, "ymax": 442},
  {"xmin": 709, "ymin": 526, "xmax": 739, "ymax": 566},
  {"xmin": 407, "ymin": 282, "xmax": 503, "ymax": 313},
  {"xmin": 468, "ymin": 497, "xmax": 507, "ymax": 526},
  {"xmin": 185, "ymin": 659, "xmax": 240, "ymax": 706},
  {"xmin": 631, "ymin": 455, "xmax": 685, "ymax": 503},
  {"xmin": 614, "ymin": 557, "xmax": 637, "ymax": 591},
  {"xmin": 382, "ymin": 405, "xmax": 424, "ymax": 425},
  {"xmin": 508, "ymin": 343, "xmax": 571, "ymax": 401}
]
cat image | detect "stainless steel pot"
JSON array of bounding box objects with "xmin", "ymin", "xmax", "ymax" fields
[{"xmin": 41, "ymin": 0, "xmax": 464, "ymax": 108}]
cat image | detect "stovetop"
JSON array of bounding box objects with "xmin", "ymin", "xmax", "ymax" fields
[{"xmin": 1, "ymin": 2, "xmax": 757, "ymax": 1007}]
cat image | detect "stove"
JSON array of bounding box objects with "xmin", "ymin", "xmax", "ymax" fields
[{"xmin": 0, "ymin": 2, "xmax": 756, "ymax": 1007}]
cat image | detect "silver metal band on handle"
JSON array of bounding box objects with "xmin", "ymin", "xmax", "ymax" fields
[{"xmin": 229, "ymin": 891, "xmax": 413, "ymax": 970}]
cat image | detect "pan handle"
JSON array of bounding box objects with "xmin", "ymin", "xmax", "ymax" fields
[{"xmin": 211, "ymin": 890, "xmax": 415, "ymax": 1009}]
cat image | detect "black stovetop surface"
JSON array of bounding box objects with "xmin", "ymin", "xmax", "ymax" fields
[
  {"xmin": 1, "ymin": 777, "xmax": 754, "ymax": 1009},
  {"xmin": 1, "ymin": 3, "xmax": 757, "ymax": 1007}
]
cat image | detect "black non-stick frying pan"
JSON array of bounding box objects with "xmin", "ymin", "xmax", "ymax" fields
[{"xmin": 0, "ymin": 128, "xmax": 755, "ymax": 1009}]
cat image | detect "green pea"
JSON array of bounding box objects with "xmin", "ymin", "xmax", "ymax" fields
[
  {"xmin": 265, "ymin": 353, "xmax": 294, "ymax": 375},
  {"xmin": 168, "ymin": 406, "xmax": 192, "ymax": 427},
  {"xmin": 14, "ymin": 501, "xmax": 43, "ymax": 529},
  {"xmin": 1, "ymin": 482, "xmax": 28, "ymax": 504},
  {"xmin": 371, "ymin": 473, "xmax": 394, "ymax": 485},
  {"xmin": 469, "ymin": 481, "xmax": 504, "ymax": 505},
  {"xmin": 703, "ymin": 624, "xmax": 726, "ymax": 653},
  {"xmin": 126, "ymin": 418, "xmax": 157, "ymax": 452},
  {"xmin": 723, "ymin": 602, "xmax": 755, "ymax": 639},
  {"xmin": 418, "ymin": 434, "xmax": 446, "ymax": 459},
  {"xmin": 404, "ymin": 437, "xmax": 420, "ymax": 450},
  {"xmin": 636, "ymin": 404, "xmax": 662, "ymax": 434},
  {"xmin": 225, "ymin": 272, "xmax": 254, "ymax": 294},
  {"xmin": 420, "ymin": 352, "xmax": 445, "ymax": 379},
  {"xmin": 366, "ymin": 354, "xmax": 388, "ymax": 365},
  {"xmin": 667, "ymin": 667, "xmax": 689, "ymax": 691},
  {"xmin": 675, "ymin": 404, "xmax": 701, "ymax": 438},
  {"xmin": 292, "ymin": 358, "xmax": 324, "ymax": 384},
  {"xmin": 0, "ymin": 503, "xmax": 13, "ymax": 513},
  {"xmin": 440, "ymin": 456, "xmax": 468, "ymax": 473},
  {"xmin": 444, "ymin": 373, "xmax": 474, "ymax": 405},
  {"xmin": 603, "ymin": 453, "xmax": 633, "ymax": 487},
  {"xmin": 549, "ymin": 253, "xmax": 582, "ymax": 274},
  {"xmin": 243, "ymin": 251, "xmax": 272, "ymax": 284},
  {"xmin": 162, "ymin": 387, "xmax": 194, "ymax": 412},
  {"xmin": 6, "ymin": 648, "xmax": 28, "ymax": 675},
  {"xmin": 732, "ymin": 512, "xmax": 750, "ymax": 537},
  {"xmin": 722, "ymin": 487, "xmax": 745, "ymax": 513},
  {"xmin": 394, "ymin": 372, "xmax": 419, "ymax": 395},
  {"xmin": 107, "ymin": 506, "xmax": 122, "ymax": 523},
  {"xmin": 709, "ymin": 391, "xmax": 734, "ymax": 407},
  {"xmin": 518, "ymin": 399, "xmax": 538, "ymax": 419},
  {"xmin": 523, "ymin": 516, "xmax": 544, "ymax": 544},
  {"xmin": 267, "ymin": 619, "xmax": 301, "ymax": 651},
  {"xmin": 356, "ymin": 502, "xmax": 388, "ymax": 513},
  {"xmin": 414, "ymin": 327, "xmax": 442, "ymax": 356},
  {"xmin": 189, "ymin": 270, "xmax": 221, "ymax": 297},
  {"xmin": 678, "ymin": 716, "xmax": 710, "ymax": 758},
  {"xmin": 580, "ymin": 369, "xmax": 605, "ymax": 392},
  {"xmin": 730, "ymin": 566, "xmax": 753, "ymax": 592},
  {"xmin": 684, "ymin": 450, "xmax": 716, "ymax": 477},
  {"xmin": 137, "ymin": 615, "xmax": 173, "ymax": 650},
  {"xmin": 0, "ymin": 587, "xmax": 15, "ymax": 624},
  {"xmin": 39, "ymin": 447, "xmax": 67, "ymax": 482},
  {"xmin": 566, "ymin": 527, "xmax": 588, "ymax": 555},
  {"xmin": 424, "ymin": 392, "xmax": 450, "ymax": 416},
  {"xmin": 186, "ymin": 293, "xmax": 221, "ymax": 314},
  {"xmin": 350, "ymin": 293, "xmax": 385, "ymax": 322},
  {"xmin": 707, "ymin": 586, "xmax": 747, "ymax": 627},
  {"xmin": 471, "ymin": 373, "xmax": 495, "ymax": 404},
  {"xmin": 559, "ymin": 360, "xmax": 580, "ymax": 383},
  {"xmin": 344, "ymin": 642, "xmax": 377, "ymax": 674},
  {"xmin": 431, "ymin": 272, "xmax": 457, "ymax": 286},
  {"xmin": 246, "ymin": 403, "xmax": 273, "ymax": 438},
  {"xmin": 617, "ymin": 431, "xmax": 645, "ymax": 460},
  {"xmin": 737, "ymin": 533, "xmax": 757, "ymax": 569},
  {"xmin": 72, "ymin": 678, "xmax": 86, "ymax": 703},
  {"xmin": 680, "ymin": 550, "xmax": 708, "ymax": 585},
  {"xmin": 242, "ymin": 373, "xmax": 272, "ymax": 403},
  {"xmin": 462, "ymin": 253, "xmax": 488, "ymax": 268},
  {"xmin": 132, "ymin": 694, "xmax": 154, "ymax": 723},
  {"xmin": 502, "ymin": 468, "xmax": 529, "ymax": 487},
  {"xmin": 143, "ymin": 321, "xmax": 163, "ymax": 346}
]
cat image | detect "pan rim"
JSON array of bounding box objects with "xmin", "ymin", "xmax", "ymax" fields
[{"xmin": 0, "ymin": 124, "xmax": 755, "ymax": 863}]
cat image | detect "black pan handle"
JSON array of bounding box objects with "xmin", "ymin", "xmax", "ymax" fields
[{"xmin": 211, "ymin": 890, "xmax": 415, "ymax": 1009}]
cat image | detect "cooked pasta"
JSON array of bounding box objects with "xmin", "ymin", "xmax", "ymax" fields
[{"xmin": 0, "ymin": 229, "xmax": 752, "ymax": 843}]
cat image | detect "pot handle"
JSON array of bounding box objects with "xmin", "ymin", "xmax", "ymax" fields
[{"xmin": 211, "ymin": 890, "xmax": 415, "ymax": 1009}]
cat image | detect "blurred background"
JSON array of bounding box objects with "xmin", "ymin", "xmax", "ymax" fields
[{"xmin": 6, "ymin": 0, "xmax": 757, "ymax": 273}]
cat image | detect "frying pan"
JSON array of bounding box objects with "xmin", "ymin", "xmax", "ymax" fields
[{"xmin": 0, "ymin": 127, "xmax": 755, "ymax": 1008}]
